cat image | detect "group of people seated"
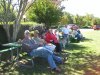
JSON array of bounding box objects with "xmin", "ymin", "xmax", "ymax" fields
[
  {"xmin": 57, "ymin": 24, "xmax": 83, "ymax": 45},
  {"xmin": 21, "ymin": 29, "xmax": 66, "ymax": 72},
  {"xmin": 20, "ymin": 25, "xmax": 83, "ymax": 72},
  {"xmin": 69, "ymin": 25, "xmax": 83, "ymax": 43}
]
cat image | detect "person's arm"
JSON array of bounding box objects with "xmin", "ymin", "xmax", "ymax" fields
[
  {"xmin": 29, "ymin": 39, "xmax": 40, "ymax": 49},
  {"xmin": 38, "ymin": 37, "xmax": 47, "ymax": 45},
  {"xmin": 22, "ymin": 39, "xmax": 39, "ymax": 51},
  {"xmin": 22, "ymin": 42, "xmax": 32, "ymax": 52},
  {"xmin": 22, "ymin": 43, "xmax": 31, "ymax": 49}
]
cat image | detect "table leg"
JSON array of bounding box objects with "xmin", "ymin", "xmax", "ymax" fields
[
  {"xmin": 11, "ymin": 50, "xmax": 14, "ymax": 62},
  {"xmin": 16, "ymin": 47, "xmax": 20, "ymax": 65},
  {"xmin": 0, "ymin": 53, "xmax": 1, "ymax": 62}
]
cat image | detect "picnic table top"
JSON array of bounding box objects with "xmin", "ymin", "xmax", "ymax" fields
[
  {"xmin": 0, "ymin": 47, "xmax": 17, "ymax": 53},
  {"xmin": 2, "ymin": 42, "xmax": 22, "ymax": 47},
  {"xmin": 0, "ymin": 42, "xmax": 22, "ymax": 53}
]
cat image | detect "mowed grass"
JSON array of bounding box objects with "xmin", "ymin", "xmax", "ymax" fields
[
  {"xmin": 0, "ymin": 29, "xmax": 100, "ymax": 75},
  {"xmin": 81, "ymin": 30, "xmax": 100, "ymax": 55}
]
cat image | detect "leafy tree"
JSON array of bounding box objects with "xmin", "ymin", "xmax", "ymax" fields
[
  {"xmin": 82, "ymin": 14, "xmax": 94, "ymax": 27},
  {"xmin": 60, "ymin": 11, "xmax": 100, "ymax": 28},
  {"xmin": 60, "ymin": 12, "xmax": 73, "ymax": 25},
  {"xmin": 0, "ymin": 0, "xmax": 35, "ymax": 42},
  {"xmin": 73, "ymin": 14, "xmax": 80, "ymax": 25},
  {"xmin": 27, "ymin": 0, "xmax": 63, "ymax": 28},
  {"xmin": 60, "ymin": 14, "xmax": 68, "ymax": 25},
  {"xmin": 0, "ymin": 5, "xmax": 15, "ymax": 22}
]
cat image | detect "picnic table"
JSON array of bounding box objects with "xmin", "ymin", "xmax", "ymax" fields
[{"xmin": 0, "ymin": 42, "xmax": 22, "ymax": 63}]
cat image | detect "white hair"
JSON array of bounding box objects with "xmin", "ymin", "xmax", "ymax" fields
[{"xmin": 24, "ymin": 30, "xmax": 30, "ymax": 35}]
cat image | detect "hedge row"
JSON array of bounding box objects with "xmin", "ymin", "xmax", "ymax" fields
[{"xmin": 0, "ymin": 25, "xmax": 30, "ymax": 44}]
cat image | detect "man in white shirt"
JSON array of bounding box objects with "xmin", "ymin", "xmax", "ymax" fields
[{"xmin": 61, "ymin": 25, "xmax": 70, "ymax": 48}]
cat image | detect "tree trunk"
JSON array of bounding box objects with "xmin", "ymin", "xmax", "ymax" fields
[
  {"xmin": 12, "ymin": 0, "xmax": 28, "ymax": 42},
  {"xmin": 3, "ymin": 24, "xmax": 11, "ymax": 42},
  {"xmin": 12, "ymin": 19, "xmax": 21, "ymax": 42},
  {"xmin": 12, "ymin": 23, "xmax": 19, "ymax": 42},
  {"xmin": 6, "ymin": 28, "xmax": 10, "ymax": 42}
]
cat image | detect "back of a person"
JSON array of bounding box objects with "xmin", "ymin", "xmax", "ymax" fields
[{"xmin": 62, "ymin": 27, "xmax": 69, "ymax": 35}]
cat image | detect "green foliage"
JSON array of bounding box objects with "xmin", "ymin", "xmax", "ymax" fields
[
  {"xmin": 93, "ymin": 17, "xmax": 100, "ymax": 25},
  {"xmin": 27, "ymin": 0, "xmax": 63, "ymax": 28},
  {"xmin": 82, "ymin": 14, "xmax": 94, "ymax": 27},
  {"xmin": 73, "ymin": 14, "xmax": 83, "ymax": 26},
  {"xmin": 60, "ymin": 12, "xmax": 100, "ymax": 28},
  {"xmin": 0, "ymin": 1, "xmax": 16, "ymax": 22},
  {"xmin": 60, "ymin": 12, "xmax": 73, "ymax": 25}
]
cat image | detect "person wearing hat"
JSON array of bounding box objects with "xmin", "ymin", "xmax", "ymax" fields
[{"xmin": 22, "ymin": 30, "xmax": 64, "ymax": 72}]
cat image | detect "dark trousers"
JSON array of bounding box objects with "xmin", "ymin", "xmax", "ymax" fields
[
  {"xmin": 54, "ymin": 43, "xmax": 62, "ymax": 52},
  {"xmin": 50, "ymin": 41, "xmax": 62, "ymax": 53}
]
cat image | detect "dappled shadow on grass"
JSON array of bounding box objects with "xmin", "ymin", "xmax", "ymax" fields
[
  {"xmin": 0, "ymin": 61, "xmax": 19, "ymax": 74},
  {"xmin": 0, "ymin": 43, "xmax": 88, "ymax": 75},
  {"xmin": 82, "ymin": 37, "xmax": 93, "ymax": 42},
  {"xmin": 0, "ymin": 53, "xmax": 75, "ymax": 75},
  {"xmin": 16, "ymin": 58, "xmax": 52, "ymax": 75},
  {"xmin": 65, "ymin": 43, "xmax": 87, "ymax": 50},
  {"xmin": 0, "ymin": 58, "xmax": 53, "ymax": 75},
  {"xmin": 60, "ymin": 41, "xmax": 100, "ymax": 75},
  {"xmin": 1, "ymin": 53, "xmax": 100, "ymax": 75},
  {"xmin": 0, "ymin": 40, "xmax": 100, "ymax": 75},
  {"xmin": 15, "ymin": 54, "xmax": 72, "ymax": 75},
  {"xmin": 62, "ymin": 50, "xmax": 100, "ymax": 75},
  {"xmin": 78, "ymin": 55, "xmax": 100, "ymax": 75}
]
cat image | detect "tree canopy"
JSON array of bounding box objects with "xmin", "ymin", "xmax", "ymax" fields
[{"xmin": 27, "ymin": 0, "xmax": 63, "ymax": 28}]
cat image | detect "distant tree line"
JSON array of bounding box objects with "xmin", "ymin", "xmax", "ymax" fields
[{"xmin": 59, "ymin": 12, "xmax": 100, "ymax": 28}]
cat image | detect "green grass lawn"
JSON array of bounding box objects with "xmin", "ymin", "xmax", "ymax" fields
[{"xmin": 0, "ymin": 29, "xmax": 100, "ymax": 75}]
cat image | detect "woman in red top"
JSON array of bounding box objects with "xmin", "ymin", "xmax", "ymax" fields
[{"xmin": 44, "ymin": 29, "xmax": 62, "ymax": 52}]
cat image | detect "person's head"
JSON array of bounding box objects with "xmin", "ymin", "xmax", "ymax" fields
[
  {"xmin": 55, "ymin": 29, "xmax": 57, "ymax": 32},
  {"xmin": 34, "ymin": 30, "xmax": 39, "ymax": 37},
  {"xmin": 24, "ymin": 30, "xmax": 30, "ymax": 38},
  {"xmin": 48, "ymin": 28, "xmax": 52, "ymax": 33},
  {"xmin": 30, "ymin": 31, "xmax": 34, "ymax": 37},
  {"xmin": 65, "ymin": 25, "xmax": 67, "ymax": 28}
]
